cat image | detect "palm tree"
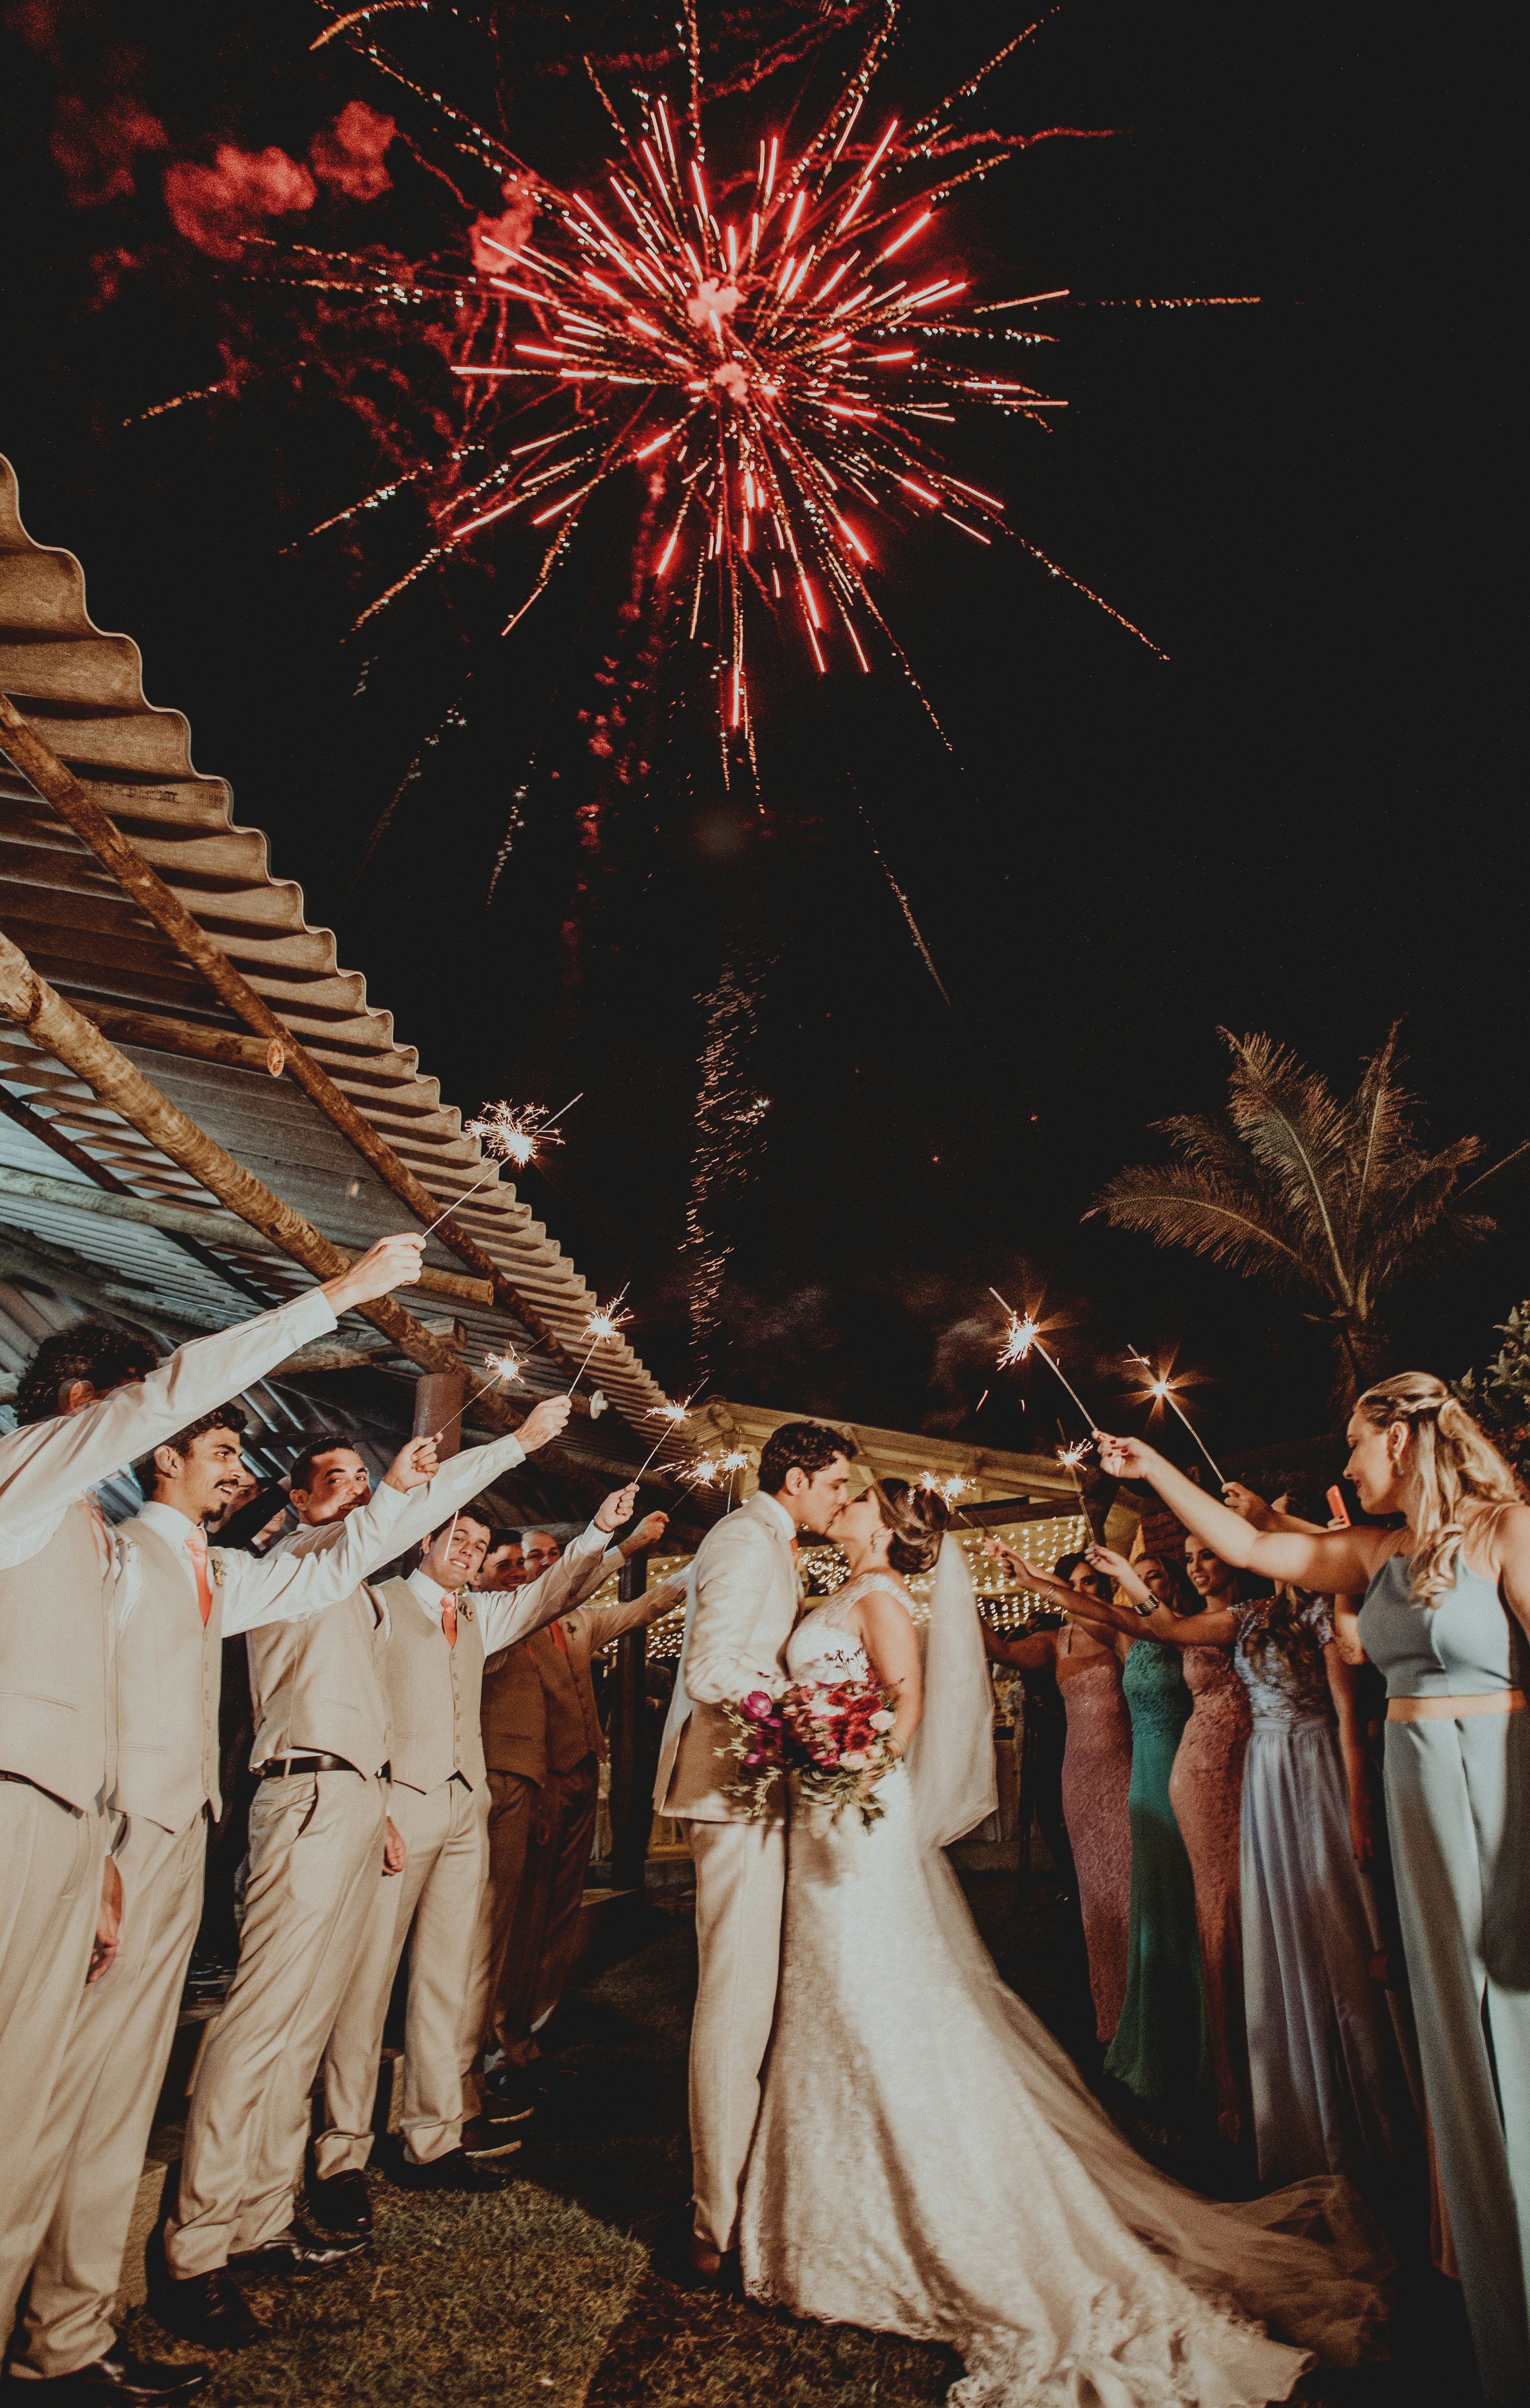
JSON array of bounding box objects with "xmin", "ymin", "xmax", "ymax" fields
[{"xmin": 1087, "ymin": 1027, "xmax": 1526, "ymax": 1396}]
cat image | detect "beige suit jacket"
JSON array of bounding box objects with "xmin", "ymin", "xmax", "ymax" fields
[
  {"xmin": 654, "ymin": 1493, "xmax": 799, "ymax": 1823},
  {"xmin": 0, "ymin": 1287, "xmax": 334, "ymax": 1812}
]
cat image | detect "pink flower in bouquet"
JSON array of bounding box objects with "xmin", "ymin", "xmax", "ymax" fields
[
  {"xmin": 840, "ymin": 1750, "xmax": 869, "ymax": 1770},
  {"xmin": 741, "ymin": 1690, "xmax": 776, "ymax": 1721},
  {"xmin": 869, "ymin": 1709, "xmax": 896, "ymax": 1732}
]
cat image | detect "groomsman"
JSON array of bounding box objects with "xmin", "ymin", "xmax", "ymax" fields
[
  {"xmin": 460, "ymin": 1510, "xmax": 657, "ymax": 2120},
  {"xmin": 486, "ymin": 1519, "xmax": 676, "ymax": 2112},
  {"xmin": 154, "ymin": 1395, "xmax": 573, "ymax": 2349},
  {"xmin": 312, "ymin": 1484, "xmax": 661, "ymax": 2212},
  {"xmin": 477, "ymin": 1527, "xmax": 525, "ymax": 1589},
  {"xmin": 12, "ymin": 1404, "xmax": 442, "ymax": 2403},
  {"xmin": 0, "ymin": 1231, "xmax": 426, "ymax": 2362}
]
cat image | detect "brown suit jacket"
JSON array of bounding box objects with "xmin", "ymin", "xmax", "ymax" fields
[{"xmin": 482, "ymin": 1578, "xmax": 686, "ymax": 1785}]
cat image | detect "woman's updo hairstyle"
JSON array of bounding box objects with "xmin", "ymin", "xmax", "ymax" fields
[
  {"xmin": 872, "ymin": 1476, "xmax": 951, "ymax": 1576},
  {"xmin": 1354, "ymin": 1371, "xmax": 1518, "ymax": 1601}
]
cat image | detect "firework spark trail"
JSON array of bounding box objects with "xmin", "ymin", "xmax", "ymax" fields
[
  {"xmin": 285, "ymin": 0, "xmax": 1164, "ymax": 752},
  {"xmin": 686, "ymin": 949, "xmax": 772, "ymax": 1372}
]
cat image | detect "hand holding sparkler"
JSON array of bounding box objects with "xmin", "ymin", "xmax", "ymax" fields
[
  {"xmin": 594, "ymin": 1481, "xmax": 641, "ymax": 1535},
  {"xmin": 518, "ymin": 1394, "xmax": 574, "ymax": 1453},
  {"xmin": 381, "ymin": 1433, "xmax": 443, "ymax": 1493},
  {"xmin": 620, "ymin": 1511, "xmax": 669, "ymax": 1557}
]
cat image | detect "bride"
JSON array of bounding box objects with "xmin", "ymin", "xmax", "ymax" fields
[{"xmin": 738, "ymin": 1479, "xmax": 1390, "ymax": 2407}]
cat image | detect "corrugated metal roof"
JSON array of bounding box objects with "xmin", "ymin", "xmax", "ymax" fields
[{"xmin": 0, "ymin": 454, "xmax": 677, "ymax": 1461}]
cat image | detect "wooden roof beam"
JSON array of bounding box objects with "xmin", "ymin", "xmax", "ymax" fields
[
  {"xmin": 0, "ymin": 693, "xmax": 584, "ymax": 1381},
  {"xmin": 0, "ymin": 922, "xmax": 609, "ymax": 1495}
]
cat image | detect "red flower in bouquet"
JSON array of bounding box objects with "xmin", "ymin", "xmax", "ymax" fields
[{"xmin": 778, "ymin": 1670, "xmax": 901, "ymax": 1830}]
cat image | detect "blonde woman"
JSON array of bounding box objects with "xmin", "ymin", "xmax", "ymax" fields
[{"xmin": 1096, "ymin": 1378, "xmax": 1530, "ymax": 2408}]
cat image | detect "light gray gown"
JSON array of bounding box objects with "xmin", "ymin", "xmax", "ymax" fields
[
  {"xmin": 741, "ymin": 1581, "xmax": 1390, "ymax": 2408},
  {"xmin": 1357, "ymin": 1553, "xmax": 1530, "ymax": 2405},
  {"xmin": 1231, "ymin": 1598, "xmax": 1415, "ymax": 2199}
]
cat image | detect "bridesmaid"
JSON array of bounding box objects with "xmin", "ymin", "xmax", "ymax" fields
[
  {"xmin": 1098, "ymin": 1380, "xmax": 1530, "ymax": 2407},
  {"xmin": 982, "ymin": 1555, "xmax": 1132, "ymax": 2041},
  {"xmin": 1085, "ymin": 1544, "xmax": 1419, "ymax": 2208},
  {"xmin": 1168, "ymin": 1538, "xmax": 1254, "ymax": 2143},
  {"xmin": 1014, "ymin": 1552, "xmax": 1212, "ymax": 2116}
]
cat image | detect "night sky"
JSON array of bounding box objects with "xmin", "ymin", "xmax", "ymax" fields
[{"xmin": 1, "ymin": 1, "xmax": 1517, "ymax": 1463}]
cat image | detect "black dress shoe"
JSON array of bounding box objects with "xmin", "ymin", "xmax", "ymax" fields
[
  {"xmin": 306, "ymin": 2167, "xmax": 373, "ymax": 2237},
  {"xmin": 146, "ymin": 2268, "xmax": 262, "ymax": 2352},
  {"xmin": 390, "ymin": 2147, "xmax": 514, "ymax": 2193},
  {"xmin": 226, "ymin": 2226, "xmax": 366, "ymax": 2280},
  {"xmin": 482, "ymin": 2066, "xmax": 538, "ymax": 2118},
  {"xmin": 16, "ymin": 2351, "xmax": 211, "ymax": 2404}
]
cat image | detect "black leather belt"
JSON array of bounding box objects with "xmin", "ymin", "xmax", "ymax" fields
[{"xmin": 258, "ymin": 1754, "xmax": 391, "ymax": 1782}]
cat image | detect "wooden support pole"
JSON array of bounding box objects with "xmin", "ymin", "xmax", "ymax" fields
[
  {"xmin": 608, "ymin": 1549, "xmax": 653, "ymax": 1894},
  {"xmin": 414, "ymin": 1370, "xmax": 466, "ymax": 1464},
  {"xmin": 0, "ymin": 692, "xmax": 578, "ymax": 1374},
  {"xmin": 0, "ymin": 922, "xmax": 601, "ymax": 1488}
]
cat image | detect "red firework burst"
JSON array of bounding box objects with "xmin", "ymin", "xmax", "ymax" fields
[{"xmin": 294, "ymin": 0, "xmax": 1165, "ymax": 753}]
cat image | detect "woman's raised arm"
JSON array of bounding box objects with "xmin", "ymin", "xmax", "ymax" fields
[{"xmin": 1092, "ymin": 1434, "xmax": 1388, "ymax": 1591}]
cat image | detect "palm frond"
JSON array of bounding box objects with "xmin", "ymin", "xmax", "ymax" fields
[
  {"xmin": 1348, "ymin": 1022, "xmax": 1414, "ymax": 1229},
  {"xmin": 1217, "ymin": 1030, "xmax": 1355, "ymax": 1301},
  {"xmin": 1086, "ymin": 1163, "xmax": 1321, "ymax": 1299}
]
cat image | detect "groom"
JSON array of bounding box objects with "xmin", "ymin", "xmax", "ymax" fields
[{"xmin": 654, "ymin": 1422, "xmax": 855, "ymax": 2278}]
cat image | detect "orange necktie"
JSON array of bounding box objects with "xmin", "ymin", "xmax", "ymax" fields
[
  {"xmin": 185, "ymin": 1526, "xmax": 213, "ymax": 1626},
  {"xmin": 551, "ymin": 1620, "xmax": 568, "ymax": 1657},
  {"xmin": 442, "ymin": 1593, "xmax": 458, "ymax": 1649}
]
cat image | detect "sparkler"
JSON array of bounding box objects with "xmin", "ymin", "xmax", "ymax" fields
[
  {"xmin": 988, "ymin": 1287, "xmax": 1094, "ymax": 1427},
  {"xmin": 431, "ymin": 1346, "xmax": 527, "ymax": 1440},
  {"xmin": 291, "ymin": 2, "xmax": 1163, "ymax": 769},
  {"xmin": 1128, "ymin": 1347, "xmax": 1226, "ymax": 1488},
  {"xmin": 632, "ymin": 1385, "xmax": 711, "ymax": 1481},
  {"xmin": 565, "ymin": 1290, "xmax": 632, "ymax": 1396},
  {"xmin": 720, "ymin": 1446, "xmax": 750, "ymax": 1512},
  {"xmin": 421, "ymin": 1093, "xmax": 582, "ymax": 1236}
]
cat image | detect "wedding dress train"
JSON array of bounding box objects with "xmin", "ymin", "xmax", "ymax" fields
[{"xmin": 739, "ymin": 1573, "xmax": 1390, "ymax": 2408}]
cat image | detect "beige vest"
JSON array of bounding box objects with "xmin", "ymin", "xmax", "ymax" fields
[
  {"xmin": 246, "ymin": 1581, "xmax": 391, "ymax": 1775},
  {"xmin": 0, "ymin": 1496, "xmax": 117, "ymax": 1814},
  {"xmin": 376, "ymin": 1577, "xmax": 487, "ymax": 1796},
  {"xmin": 112, "ymin": 1518, "xmax": 225, "ymax": 1834}
]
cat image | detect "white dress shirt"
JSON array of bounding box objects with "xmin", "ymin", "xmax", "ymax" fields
[
  {"xmin": 120, "ymin": 1482, "xmax": 412, "ymax": 1636},
  {"xmin": 0, "ymin": 1288, "xmax": 336, "ymax": 1573}
]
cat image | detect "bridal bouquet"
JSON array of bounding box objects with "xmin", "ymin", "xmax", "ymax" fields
[{"xmin": 720, "ymin": 1673, "xmax": 900, "ymax": 1830}]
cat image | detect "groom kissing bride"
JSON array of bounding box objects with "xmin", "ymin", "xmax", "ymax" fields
[{"xmin": 656, "ymin": 1423, "xmax": 1394, "ymax": 2407}]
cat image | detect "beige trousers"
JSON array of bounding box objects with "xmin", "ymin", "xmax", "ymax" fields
[
  {"xmin": 0, "ymin": 1781, "xmax": 105, "ymax": 2342},
  {"xmin": 317, "ymin": 1775, "xmax": 488, "ymax": 2172},
  {"xmin": 457, "ymin": 1768, "xmax": 537, "ymax": 2118},
  {"xmin": 498, "ymin": 1757, "xmax": 599, "ymax": 2067},
  {"xmin": 164, "ymin": 1768, "xmax": 388, "ymax": 2275},
  {"xmin": 21, "ymin": 1812, "xmax": 205, "ymax": 2375},
  {"xmin": 686, "ymin": 1815, "xmax": 786, "ymax": 2253}
]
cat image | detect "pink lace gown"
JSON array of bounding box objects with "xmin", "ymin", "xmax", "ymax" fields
[
  {"xmin": 1168, "ymin": 1643, "xmax": 1253, "ymax": 2141},
  {"xmin": 1055, "ymin": 1625, "xmax": 1133, "ymax": 2041}
]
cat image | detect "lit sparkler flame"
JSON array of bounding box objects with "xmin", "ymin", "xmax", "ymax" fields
[
  {"xmin": 996, "ymin": 1312, "xmax": 1040, "ymax": 1370},
  {"xmin": 289, "ymin": 3, "xmax": 1164, "ymax": 761},
  {"xmin": 1128, "ymin": 1345, "xmax": 1226, "ymax": 1486},
  {"xmin": 465, "ymin": 1095, "xmax": 578, "ymax": 1170},
  {"xmin": 720, "ymin": 1448, "xmax": 750, "ymax": 1474}
]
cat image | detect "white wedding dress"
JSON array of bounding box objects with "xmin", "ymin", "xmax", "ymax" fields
[{"xmin": 738, "ymin": 1567, "xmax": 1391, "ymax": 2408}]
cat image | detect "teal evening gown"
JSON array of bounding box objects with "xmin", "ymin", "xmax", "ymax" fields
[
  {"xmin": 1103, "ymin": 1637, "xmax": 1213, "ymax": 2109},
  {"xmin": 1357, "ymin": 1553, "xmax": 1530, "ymax": 2405}
]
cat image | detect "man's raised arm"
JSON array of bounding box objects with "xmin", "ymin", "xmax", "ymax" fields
[{"xmin": 0, "ymin": 1235, "xmax": 427, "ymax": 1567}]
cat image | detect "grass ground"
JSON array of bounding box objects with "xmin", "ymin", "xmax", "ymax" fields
[{"xmin": 120, "ymin": 1877, "xmax": 1477, "ymax": 2408}]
